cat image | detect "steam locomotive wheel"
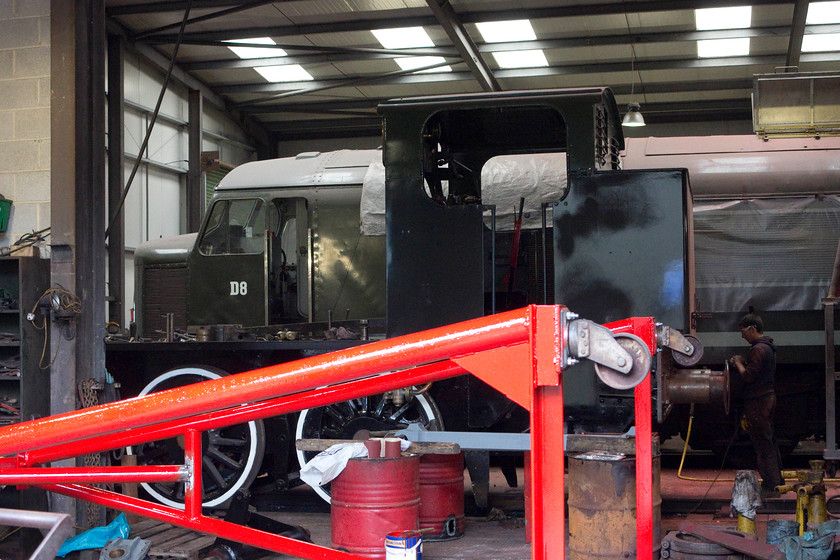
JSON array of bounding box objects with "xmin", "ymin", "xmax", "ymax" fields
[
  {"xmin": 295, "ymin": 391, "xmax": 443, "ymax": 503},
  {"xmin": 132, "ymin": 366, "xmax": 265, "ymax": 509}
]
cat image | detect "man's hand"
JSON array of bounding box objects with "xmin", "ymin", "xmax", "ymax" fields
[{"xmin": 730, "ymin": 354, "xmax": 746, "ymax": 375}]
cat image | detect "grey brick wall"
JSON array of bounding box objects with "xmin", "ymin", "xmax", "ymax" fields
[{"xmin": 0, "ymin": 0, "xmax": 49, "ymax": 250}]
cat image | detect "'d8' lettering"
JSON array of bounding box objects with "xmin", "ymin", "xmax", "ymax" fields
[{"xmin": 229, "ymin": 281, "xmax": 248, "ymax": 296}]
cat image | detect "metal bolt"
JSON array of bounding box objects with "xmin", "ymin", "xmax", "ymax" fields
[
  {"xmin": 684, "ymin": 345, "xmax": 691, "ymax": 353},
  {"xmin": 566, "ymin": 312, "xmax": 579, "ymax": 320},
  {"xmin": 566, "ymin": 357, "xmax": 579, "ymax": 367},
  {"xmin": 617, "ymin": 357, "xmax": 626, "ymax": 367}
]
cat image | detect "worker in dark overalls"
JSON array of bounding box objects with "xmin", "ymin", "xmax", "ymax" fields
[{"xmin": 730, "ymin": 309, "xmax": 783, "ymax": 498}]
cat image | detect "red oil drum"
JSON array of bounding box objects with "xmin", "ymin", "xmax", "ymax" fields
[
  {"xmin": 418, "ymin": 452, "xmax": 465, "ymax": 540},
  {"xmin": 331, "ymin": 455, "xmax": 420, "ymax": 559}
]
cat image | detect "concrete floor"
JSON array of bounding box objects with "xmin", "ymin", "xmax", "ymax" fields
[
  {"xmin": 251, "ymin": 461, "xmax": 837, "ymax": 559},
  {"xmin": 3, "ymin": 461, "xmax": 838, "ymax": 560}
]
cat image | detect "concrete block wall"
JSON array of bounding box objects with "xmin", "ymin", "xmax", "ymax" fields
[{"xmin": 0, "ymin": 0, "xmax": 50, "ymax": 251}]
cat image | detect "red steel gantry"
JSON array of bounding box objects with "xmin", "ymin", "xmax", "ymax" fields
[{"xmin": 0, "ymin": 305, "xmax": 656, "ymax": 560}]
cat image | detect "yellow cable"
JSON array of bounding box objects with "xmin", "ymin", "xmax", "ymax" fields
[
  {"xmin": 678, "ymin": 412, "xmax": 735, "ymax": 482},
  {"xmin": 676, "ymin": 413, "xmax": 837, "ymax": 485}
]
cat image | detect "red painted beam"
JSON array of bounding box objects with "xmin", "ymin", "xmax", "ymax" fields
[{"xmin": 0, "ymin": 465, "xmax": 186, "ymax": 485}]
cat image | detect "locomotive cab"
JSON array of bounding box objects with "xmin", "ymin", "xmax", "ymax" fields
[{"xmin": 133, "ymin": 149, "xmax": 386, "ymax": 339}]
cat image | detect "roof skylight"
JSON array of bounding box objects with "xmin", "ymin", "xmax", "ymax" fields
[
  {"xmin": 372, "ymin": 27, "xmax": 434, "ymax": 49},
  {"xmin": 475, "ymin": 20, "xmax": 546, "ymax": 69},
  {"xmin": 394, "ymin": 56, "xmax": 452, "ymax": 73},
  {"xmin": 695, "ymin": 6, "xmax": 752, "ymax": 30},
  {"xmin": 372, "ymin": 27, "xmax": 447, "ymax": 72},
  {"xmin": 806, "ymin": 1, "xmax": 840, "ymax": 24},
  {"xmin": 492, "ymin": 50, "xmax": 548, "ymax": 68},
  {"xmin": 476, "ymin": 20, "xmax": 537, "ymax": 43},
  {"xmin": 695, "ymin": 6, "xmax": 751, "ymax": 58},
  {"xmin": 801, "ymin": 33, "xmax": 840, "ymax": 51},
  {"xmin": 697, "ymin": 38, "xmax": 751, "ymax": 57},
  {"xmin": 225, "ymin": 37, "xmax": 286, "ymax": 59},
  {"xmin": 254, "ymin": 64, "xmax": 313, "ymax": 83}
]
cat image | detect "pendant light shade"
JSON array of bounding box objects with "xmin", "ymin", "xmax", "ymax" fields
[{"xmin": 622, "ymin": 102, "xmax": 646, "ymax": 127}]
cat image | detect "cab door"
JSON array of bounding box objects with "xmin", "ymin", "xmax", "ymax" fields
[
  {"xmin": 267, "ymin": 197, "xmax": 309, "ymax": 324},
  {"xmin": 188, "ymin": 197, "xmax": 279, "ymax": 327}
]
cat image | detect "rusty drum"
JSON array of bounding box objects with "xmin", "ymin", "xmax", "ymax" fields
[
  {"xmin": 567, "ymin": 451, "xmax": 662, "ymax": 560},
  {"xmin": 331, "ymin": 455, "xmax": 420, "ymax": 559},
  {"xmin": 419, "ymin": 452, "xmax": 465, "ymax": 540}
]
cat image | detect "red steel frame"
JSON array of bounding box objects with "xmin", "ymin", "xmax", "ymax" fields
[{"xmin": 0, "ymin": 305, "xmax": 655, "ymax": 560}]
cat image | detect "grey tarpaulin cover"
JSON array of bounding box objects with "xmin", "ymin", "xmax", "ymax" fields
[
  {"xmin": 360, "ymin": 153, "xmax": 568, "ymax": 235},
  {"xmin": 694, "ymin": 196, "xmax": 840, "ymax": 312},
  {"xmin": 776, "ymin": 519, "xmax": 840, "ymax": 560}
]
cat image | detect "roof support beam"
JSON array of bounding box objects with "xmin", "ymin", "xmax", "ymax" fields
[
  {"xmin": 263, "ymin": 98, "xmax": 754, "ymax": 140},
  {"xmin": 425, "ymin": 0, "xmax": 500, "ymax": 92},
  {"xmin": 136, "ymin": 0, "xmax": 794, "ymax": 43},
  {"xmin": 176, "ymin": 23, "xmax": 840, "ymax": 73},
  {"xmin": 218, "ymin": 54, "xmax": 786, "ymax": 96},
  {"xmin": 237, "ymin": 78, "xmax": 755, "ymax": 114},
  {"xmin": 785, "ymin": 0, "xmax": 809, "ymax": 70}
]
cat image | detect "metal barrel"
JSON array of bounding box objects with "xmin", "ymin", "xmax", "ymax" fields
[
  {"xmin": 567, "ymin": 451, "xmax": 662, "ymax": 560},
  {"xmin": 418, "ymin": 452, "xmax": 465, "ymax": 540},
  {"xmin": 331, "ymin": 455, "xmax": 420, "ymax": 559}
]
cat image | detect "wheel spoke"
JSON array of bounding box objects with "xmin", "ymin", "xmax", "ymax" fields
[
  {"xmin": 388, "ymin": 401, "xmax": 412, "ymax": 421},
  {"xmin": 203, "ymin": 455, "xmax": 228, "ymax": 489},
  {"xmin": 373, "ymin": 395, "xmax": 388, "ymax": 417},
  {"xmin": 207, "ymin": 447, "xmax": 244, "ymax": 470},
  {"xmin": 208, "ymin": 434, "xmax": 248, "ymax": 447},
  {"xmin": 325, "ymin": 407, "xmax": 346, "ymax": 423}
]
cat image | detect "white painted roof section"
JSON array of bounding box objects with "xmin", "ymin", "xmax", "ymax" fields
[{"xmin": 216, "ymin": 149, "xmax": 382, "ymax": 191}]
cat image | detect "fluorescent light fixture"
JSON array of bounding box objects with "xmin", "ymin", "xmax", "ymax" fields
[
  {"xmin": 372, "ymin": 27, "xmax": 434, "ymax": 49},
  {"xmin": 697, "ymin": 37, "xmax": 750, "ymax": 57},
  {"xmin": 395, "ymin": 56, "xmax": 451, "ymax": 73},
  {"xmin": 695, "ymin": 6, "xmax": 752, "ymax": 30},
  {"xmin": 476, "ymin": 20, "xmax": 537, "ymax": 43},
  {"xmin": 224, "ymin": 37, "xmax": 286, "ymax": 59},
  {"xmin": 492, "ymin": 49, "xmax": 548, "ymax": 68},
  {"xmin": 254, "ymin": 64, "xmax": 313, "ymax": 82},
  {"xmin": 806, "ymin": 1, "xmax": 840, "ymax": 24},
  {"xmin": 801, "ymin": 33, "xmax": 840, "ymax": 51}
]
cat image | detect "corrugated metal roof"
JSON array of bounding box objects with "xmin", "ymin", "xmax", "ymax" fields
[{"xmin": 105, "ymin": 0, "xmax": 840, "ymax": 144}]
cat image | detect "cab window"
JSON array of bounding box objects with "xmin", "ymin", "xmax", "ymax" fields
[{"xmin": 198, "ymin": 198, "xmax": 277, "ymax": 255}]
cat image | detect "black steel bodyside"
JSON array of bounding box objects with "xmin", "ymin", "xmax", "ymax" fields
[
  {"xmin": 555, "ymin": 169, "xmax": 693, "ymax": 432},
  {"xmin": 379, "ymin": 88, "xmax": 627, "ymax": 430},
  {"xmin": 379, "ymin": 88, "xmax": 623, "ymax": 338}
]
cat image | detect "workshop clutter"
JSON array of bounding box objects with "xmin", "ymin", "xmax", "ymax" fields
[
  {"xmin": 330, "ymin": 454, "xmax": 421, "ymax": 559},
  {"xmin": 322, "ymin": 443, "xmax": 465, "ymax": 557}
]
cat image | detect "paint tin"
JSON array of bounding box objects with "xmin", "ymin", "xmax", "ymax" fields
[{"xmin": 385, "ymin": 530, "xmax": 423, "ymax": 560}]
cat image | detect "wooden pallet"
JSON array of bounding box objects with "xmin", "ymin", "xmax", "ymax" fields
[{"xmin": 130, "ymin": 519, "xmax": 217, "ymax": 560}]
